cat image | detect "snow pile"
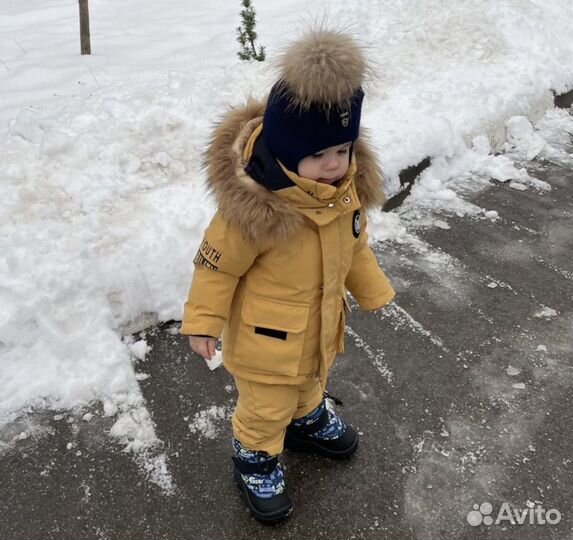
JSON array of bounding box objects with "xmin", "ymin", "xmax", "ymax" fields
[
  {"xmin": 505, "ymin": 116, "xmax": 548, "ymax": 160},
  {"xmin": 1, "ymin": 0, "xmax": 572, "ymax": 454},
  {"xmin": 509, "ymin": 108, "xmax": 573, "ymax": 165}
]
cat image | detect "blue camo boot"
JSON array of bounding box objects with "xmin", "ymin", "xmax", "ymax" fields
[
  {"xmin": 284, "ymin": 396, "xmax": 359, "ymax": 459},
  {"xmin": 232, "ymin": 438, "xmax": 292, "ymax": 523}
]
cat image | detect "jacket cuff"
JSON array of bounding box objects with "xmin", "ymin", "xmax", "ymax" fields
[
  {"xmin": 356, "ymin": 288, "xmax": 396, "ymax": 312},
  {"xmin": 179, "ymin": 318, "xmax": 224, "ymax": 338}
]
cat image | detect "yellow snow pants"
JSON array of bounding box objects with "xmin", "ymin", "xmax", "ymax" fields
[{"xmin": 232, "ymin": 375, "xmax": 324, "ymax": 456}]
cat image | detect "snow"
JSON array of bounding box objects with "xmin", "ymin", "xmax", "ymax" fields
[
  {"xmin": 108, "ymin": 405, "xmax": 159, "ymax": 452},
  {"xmin": 534, "ymin": 306, "xmax": 559, "ymax": 319},
  {"xmin": 0, "ymin": 0, "xmax": 572, "ymax": 458},
  {"xmin": 506, "ymin": 116, "xmax": 547, "ymax": 160},
  {"xmin": 345, "ymin": 326, "xmax": 393, "ymax": 385},
  {"xmin": 187, "ymin": 405, "xmax": 233, "ymax": 440},
  {"xmin": 129, "ymin": 339, "xmax": 150, "ymax": 361},
  {"xmin": 506, "ymin": 366, "xmax": 521, "ymax": 377}
]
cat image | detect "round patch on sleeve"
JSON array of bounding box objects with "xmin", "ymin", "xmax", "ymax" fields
[{"xmin": 352, "ymin": 210, "xmax": 361, "ymax": 238}]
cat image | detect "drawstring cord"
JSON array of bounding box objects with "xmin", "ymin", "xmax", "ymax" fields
[{"xmin": 323, "ymin": 391, "xmax": 344, "ymax": 406}]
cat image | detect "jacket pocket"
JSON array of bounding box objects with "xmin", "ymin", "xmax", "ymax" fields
[{"xmin": 233, "ymin": 293, "xmax": 310, "ymax": 377}]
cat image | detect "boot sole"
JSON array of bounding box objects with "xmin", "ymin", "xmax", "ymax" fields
[
  {"xmin": 284, "ymin": 431, "xmax": 359, "ymax": 460},
  {"xmin": 233, "ymin": 468, "xmax": 292, "ymax": 524}
]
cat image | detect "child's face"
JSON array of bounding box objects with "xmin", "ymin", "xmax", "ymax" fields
[{"xmin": 297, "ymin": 142, "xmax": 352, "ymax": 185}]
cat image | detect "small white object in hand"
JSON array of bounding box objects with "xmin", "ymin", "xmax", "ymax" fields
[{"xmin": 205, "ymin": 350, "xmax": 223, "ymax": 371}]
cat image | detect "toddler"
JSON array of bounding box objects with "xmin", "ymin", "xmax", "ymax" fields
[{"xmin": 181, "ymin": 28, "xmax": 395, "ymax": 523}]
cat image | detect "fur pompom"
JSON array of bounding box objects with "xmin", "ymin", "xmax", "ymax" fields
[{"xmin": 277, "ymin": 29, "xmax": 366, "ymax": 109}]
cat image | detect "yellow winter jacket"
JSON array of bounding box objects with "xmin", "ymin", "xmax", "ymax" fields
[{"xmin": 181, "ymin": 101, "xmax": 395, "ymax": 387}]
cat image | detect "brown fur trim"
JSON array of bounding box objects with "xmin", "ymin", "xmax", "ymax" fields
[
  {"xmin": 203, "ymin": 102, "xmax": 385, "ymax": 249},
  {"xmin": 204, "ymin": 100, "xmax": 304, "ymax": 250},
  {"xmin": 353, "ymin": 133, "xmax": 386, "ymax": 209},
  {"xmin": 278, "ymin": 29, "xmax": 366, "ymax": 109}
]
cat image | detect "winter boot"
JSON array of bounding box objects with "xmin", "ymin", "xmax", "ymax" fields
[
  {"xmin": 284, "ymin": 396, "xmax": 358, "ymax": 459},
  {"xmin": 232, "ymin": 438, "xmax": 292, "ymax": 523}
]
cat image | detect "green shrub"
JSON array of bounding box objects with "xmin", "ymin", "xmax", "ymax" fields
[{"xmin": 236, "ymin": 0, "xmax": 265, "ymax": 62}]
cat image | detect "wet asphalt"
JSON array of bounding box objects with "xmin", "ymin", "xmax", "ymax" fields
[{"xmin": 0, "ymin": 139, "xmax": 572, "ymax": 540}]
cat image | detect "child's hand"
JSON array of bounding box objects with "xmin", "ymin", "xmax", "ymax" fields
[{"xmin": 189, "ymin": 336, "xmax": 217, "ymax": 360}]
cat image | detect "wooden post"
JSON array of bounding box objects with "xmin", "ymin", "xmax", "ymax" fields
[{"xmin": 79, "ymin": 0, "xmax": 91, "ymax": 55}]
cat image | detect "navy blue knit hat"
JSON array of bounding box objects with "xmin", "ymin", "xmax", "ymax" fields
[
  {"xmin": 262, "ymin": 29, "xmax": 367, "ymax": 173},
  {"xmin": 263, "ymin": 83, "xmax": 364, "ymax": 173}
]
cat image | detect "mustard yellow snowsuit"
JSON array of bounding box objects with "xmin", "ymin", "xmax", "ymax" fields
[{"xmin": 181, "ymin": 102, "xmax": 395, "ymax": 454}]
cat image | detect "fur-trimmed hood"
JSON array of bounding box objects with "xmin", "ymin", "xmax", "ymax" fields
[{"xmin": 204, "ymin": 100, "xmax": 385, "ymax": 249}]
